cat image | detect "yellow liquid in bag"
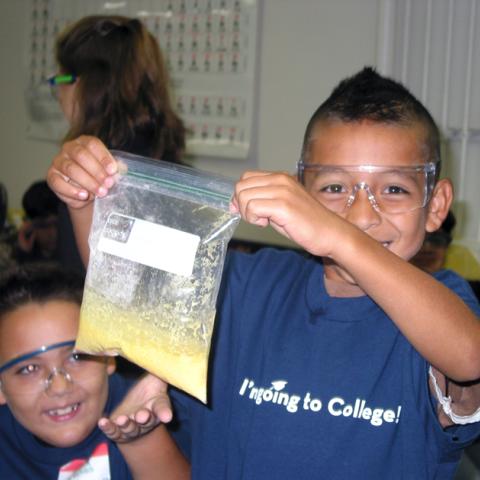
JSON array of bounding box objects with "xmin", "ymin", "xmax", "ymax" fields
[{"xmin": 77, "ymin": 288, "xmax": 213, "ymax": 402}]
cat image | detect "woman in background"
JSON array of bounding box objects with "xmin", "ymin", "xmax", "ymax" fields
[
  {"xmin": 54, "ymin": 14, "xmax": 185, "ymax": 160},
  {"xmin": 50, "ymin": 15, "xmax": 186, "ymax": 273}
]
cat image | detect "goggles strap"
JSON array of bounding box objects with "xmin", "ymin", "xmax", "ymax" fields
[{"xmin": 0, "ymin": 340, "xmax": 76, "ymax": 374}]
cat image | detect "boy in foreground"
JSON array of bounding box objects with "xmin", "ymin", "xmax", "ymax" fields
[
  {"xmin": 48, "ymin": 67, "xmax": 480, "ymax": 478},
  {"xmin": 0, "ymin": 263, "xmax": 188, "ymax": 479}
]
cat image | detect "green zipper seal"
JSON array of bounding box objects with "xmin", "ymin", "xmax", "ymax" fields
[{"xmin": 125, "ymin": 170, "xmax": 232, "ymax": 203}]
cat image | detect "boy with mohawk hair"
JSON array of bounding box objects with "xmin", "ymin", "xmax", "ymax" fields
[{"xmin": 48, "ymin": 67, "xmax": 480, "ymax": 479}]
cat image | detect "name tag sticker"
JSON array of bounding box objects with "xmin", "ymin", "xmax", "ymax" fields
[{"xmin": 98, "ymin": 213, "xmax": 200, "ymax": 277}]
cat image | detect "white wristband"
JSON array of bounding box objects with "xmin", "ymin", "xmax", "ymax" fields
[{"xmin": 429, "ymin": 367, "xmax": 480, "ymax": 425}]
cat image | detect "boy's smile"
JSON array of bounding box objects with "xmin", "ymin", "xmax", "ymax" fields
[
  {"xmin": 0, "ymin": 301, "xmax": 115, "ymax": 447},
  {"xmin": 306, "ymin": 120, "xmax": 447, "ymax": 291}
]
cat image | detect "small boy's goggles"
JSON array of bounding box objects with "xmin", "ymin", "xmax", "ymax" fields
[
  {"xmin": 297, "ymin": 162, "xmax": 437, "ymax": 215},
  {"xmin": 0, "ymin": 340, "xmax": 106, "ymax": 396}
]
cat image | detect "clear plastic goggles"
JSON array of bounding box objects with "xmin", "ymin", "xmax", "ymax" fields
[
  {"xmin": 0, "ymin": 340, "xmax": 106, "ymax": 396},
  {"xmin": 297, "ymin": 162, "xmax": 437, "ymax": 214}
]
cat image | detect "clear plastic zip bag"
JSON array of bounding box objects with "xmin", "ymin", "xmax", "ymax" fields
[{"xmin": 77, "ymin": 151, "xmax": 240, "ymax": 402}]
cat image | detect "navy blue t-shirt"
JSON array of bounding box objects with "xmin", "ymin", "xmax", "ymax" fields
[
  {"xmin": 171, "ymin": 248, "xmax": 480, "ymax": 479},
  {"xmin": 0, "ymin": 373, "xmax": 133, "ymax": 479}
]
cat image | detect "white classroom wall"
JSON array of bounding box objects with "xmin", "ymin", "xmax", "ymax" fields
[{"xmin": 0, "ymin": 0, "xmax": 380, "ymax": 246}]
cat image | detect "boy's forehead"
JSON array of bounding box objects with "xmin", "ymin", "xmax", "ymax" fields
[
  {"xmin": 306, "ymin": 120, "xmax": 430, "ymax": 167},
  {"xmin": 0, "ymin": 301, "xmax": 80, "ymax": 361}
]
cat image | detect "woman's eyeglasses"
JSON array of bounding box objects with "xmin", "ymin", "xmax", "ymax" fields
[
  {"xmin": 47, "ymin": 73, "xmax": 76, "ymax": 99},
  {"xmin": 47, "ymin": 73, "xmax": 77, "ymax": 86}
]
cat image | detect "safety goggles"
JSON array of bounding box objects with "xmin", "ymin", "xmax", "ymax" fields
[
  {"xmin": 0, "ymin": 340, "xmax": 106, "ymax": 396},
  {"xmin": 297, "ymin": 162, "xmax": 437, "ymax": 215}
]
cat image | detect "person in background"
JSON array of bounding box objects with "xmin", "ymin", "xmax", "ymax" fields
[
  {"xmin": 0, "ymin": 183, "xmax": 16, "ymax": 270},
  {"xmin": 48, "ymin": 67, "xmax": 480, "ymax": 478},
  {"xmin": 14, "ymin": 180, "xmax": 60, "ymax": 265},
  {"xmin": 50, "ymin": 14, "xmax": 186, "ymax": 274},
  {"xmin": 0, "ymin": 263, "xmax": 188, "ymax": 479},
  {"xmin": 411, "ymin": 210, "xmax": 456, "ymax": 273},
  {"xmin": 412, "ymin": 210, "xmax": 480, "ymax": 304}
]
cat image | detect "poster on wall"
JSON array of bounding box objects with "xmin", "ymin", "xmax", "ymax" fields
[{"xmin": 25, "ymin": 0, "xmax": 259, "ymax": 159}]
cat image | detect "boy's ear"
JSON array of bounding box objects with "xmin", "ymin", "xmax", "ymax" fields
[
  {"xmin": 0, "ymin": 385, "xmax": 7, "ymax": 405},
  {"xmin": 106, "ymin": 357, "xmax": 116, "ymax": 375},
  {"xmin": 426, "ymin": 178, "xmax": 453, "ymax": 233}
]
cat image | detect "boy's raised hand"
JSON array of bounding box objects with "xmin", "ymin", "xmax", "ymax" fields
[
  {"xmin": 98, "ymin": 373, "xmax": 172, "ymax": 444},
  {"xmin": 232, "ymin": 170, "xmax": 348, "ymax": 257},
  {"xmin": 46, "ymin": 135, "xmax": 118, "ymax": 209}
]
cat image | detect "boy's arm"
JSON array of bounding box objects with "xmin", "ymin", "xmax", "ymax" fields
[
  {"xmin": 47, "ymin": 136, "xmax": 119, "ymax": 266},
  {"xmin": 358, "ymin": 242, "xmax": 480, "ymax": 421},
  {"xmin": 118, "ymin": 426, "xmax": 189, "ymax": 480},
  {"xmin": 233, "ymin": 171, "xmax": 480, "ymax": 384},
  {"xmin": 335, "ymin": 232, "xmax": 480, "ymax": 382},
  {"xmin": 99, "ymin": 374, "xmax": 190, "ymax": 480},
  {"xmin": 68, "ymin": 205, "xmax": 94, "ymax": 266}
]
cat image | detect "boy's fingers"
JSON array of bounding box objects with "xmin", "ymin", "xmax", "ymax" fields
[
  {"xmin": 58, "ymin": 148, "xmax": 99, "ymax": 181},
  {"xmin": 98, "ymin": 418, "xmax": 121, "ymax": 440},
  {"xmin": 151, "ymin": 396, "xmax": 173, "ymax": 423},
  {"xmin": 99, "ymin": 416, "xmax": 142, "ymax": 442},
  {"xmin": 239, "ymin": 170, "xmax": 275, "ymax": 181},
  {"xmin": 75, "ymin": 135, "xmax": 118, "ymax": 175},
  {"xmin": 113, "ymin": 414, "xmax": 131, "ymax": 427},
  {"xmin": 47, "ymin": 135, "xmax": 118, "ymax": 208},
  {"xmin": 117, "ymin": 418, "xmax": 141, "ymax": 436},
  {"xmin": 234, "ymin": 172, "xmax": 303, "ymax": 225},
  {"xmin": 51, "ymin": 136, "xmax": 117, "ymax": 192},
  {"xmin": 133, "ymin": 408, "xmax": 154, "ymax": 426},
  {"xmin": 55, "ymin": 159, "xmax": 107, "ymax": 197},
  {"xmin": 98, "ymin": 402, "xmax": 171, "ymax": 444},
  {"xmin": 46, "ymin": 169, "xmax": 90, "ymax": 205}
]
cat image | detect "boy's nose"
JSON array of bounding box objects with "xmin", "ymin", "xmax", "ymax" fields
[
  {"xmin": 44, "ymin": 368, "xmax": 74, "ymax": 396},
  {"xmin": 344, "ymin": 188, "xmax": 382, "ymax": 230}
]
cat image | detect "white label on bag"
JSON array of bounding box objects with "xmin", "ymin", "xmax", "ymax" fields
[{"xmin": 97, "ymin": 213, "xmax": 200, "ymax": 277}]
